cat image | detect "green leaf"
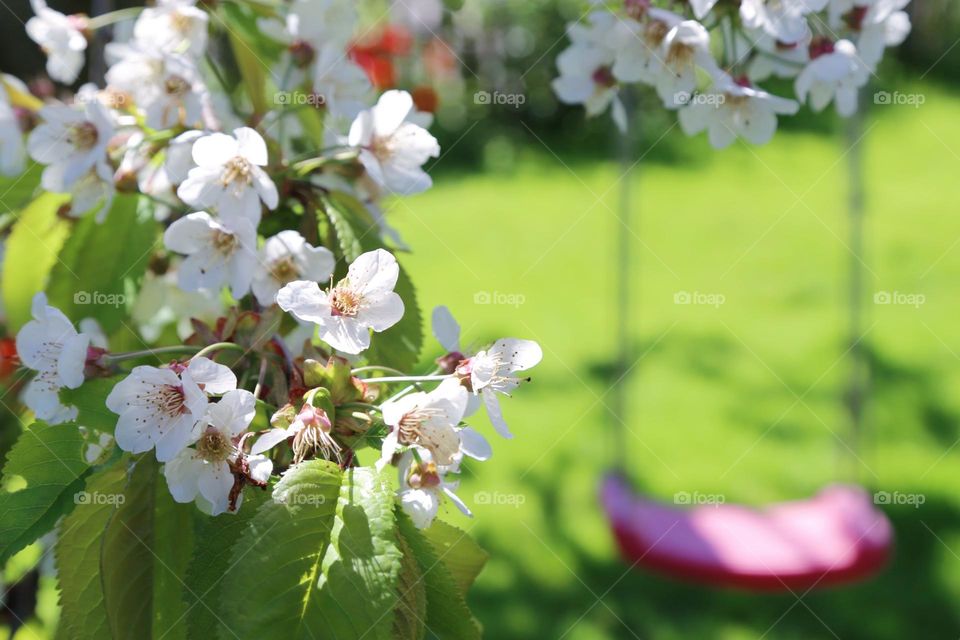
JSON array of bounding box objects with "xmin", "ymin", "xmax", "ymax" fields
[
  {"xmin": 152, "ymin": 481, "xmax": 195, "ymax": 640},
  {"xmin": 55, "ymin": 463, "xmax": 127, "ymax": 640},
  {"xmin": 60, "ymin": 377, "xmax": 122, "ymax": 434},
  {"xmin": 46, "ymin": 194, "xmax": 159, "ymax": 333},
  {"xmin": 397, "ymin": 510, "xmax": 482, "ymax": 640},
  {"xmin": 101, "ymin": 456, "xmax": 158, "ymax": 640},
  {"xmin": 313, "ymin": 466, "xmax": 404, "ymax": 640},
  {"xmin": 323, "ymin": 193, "xmax": 366, "ymax": 264},
  {"xmin": 422, "ymin": 520, "xmax": 488, "ymax": 595},
  {"xmin": 0, "ymin": 421, "xmax": 92, "ymax": 564},
  {"xmin": 393, "ymin": 530, "xmax": 427, "ymax": 640},
  {"xmin": 218, "ymin": 460, "xmax": 342, "ymax": 639},
  {"xmin": 183, "ymin": 486, "xmax": 269, "ymax": 640},
  {"xmin": 220, "ymin": 3, "xmax": 272, "ymax": 116},
  {"xmin": 442, "ymin": 0, "xmax": 465, "ymax": 10},
  {"xmin": 1, "ymin": 193, "xmax": 71, "ymax": 330}
]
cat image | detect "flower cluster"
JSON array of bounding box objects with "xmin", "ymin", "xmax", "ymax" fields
[
  {"xmin": 6, "ymin": 0, "xmax": 540, "ymax": 528},
  {"xmin": 553, "ymin": 0, "xmax": 911, "ymax": 147}
]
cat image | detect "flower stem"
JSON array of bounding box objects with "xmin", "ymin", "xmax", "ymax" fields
[
  {"xmin": 192, "ymin": 342, "xmax": 247, "ymax": 361},
  {"xmin": 87, "ymin": 7, "xmax": 143, "ymax": 30},
  {"xmin": 102, "ymin": 345, "xmax": 199, "ymax": 362},
  {"xmin": 356, "ymin": 375, "xmax": 450, "ymax": 384},
  {"xmin": 350, "ymin": 365, "xmax": 410, "ymax": 377}
]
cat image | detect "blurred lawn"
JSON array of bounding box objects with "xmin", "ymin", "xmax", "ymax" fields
[{"xmin": 391, "ymin": 80, "xmax": 960, "ymax": 639}]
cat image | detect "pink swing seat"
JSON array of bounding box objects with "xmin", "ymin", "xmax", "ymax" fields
[{"xmin": 601, "ymin": 474, "xmax": 893, "ymax": 591}]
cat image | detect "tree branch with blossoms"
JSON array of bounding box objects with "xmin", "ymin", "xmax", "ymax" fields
[{"xmin": 0, "ymin": 1, "xmax": 537, "ymax": 637}]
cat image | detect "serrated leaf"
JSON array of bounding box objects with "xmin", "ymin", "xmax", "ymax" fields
[
  {"xmin": 183, "ymin": 486, "xmax": 269, "ymax": 640},
  {"xmin": 217, "ymin": 460, "xmax": 342, "ymax": 640},
  {"xmin": 60, "ymin": 377, "xmax": 122, "ymax": 434},
  {"xmin": 1, "ymin": 192, "xmax": 71, "ymax": 330},
  {"xmin": 422, "ymin": 520, "xmax": 488, "ymax": 595},
  {"xmin": 324, "ymin": 194, "xmax": 365, "ymax": 264},
  {"xmin": 0, "ymin": 421, "xmax": 92, "ymax": 564},
  {"xmin": 397, "ymin": 510, "xmax": 482, "ymax": 640},
  {"xmin": 101, "ymin": 456, "xmax": 157, "ymax": 640},
  {"xmin": 46, "ymin": 194, "xmax": 159, "ymax": 333},
  {"xmin": 55, "ymin": 463, "xmax": 127, "ymax": 640},
  {"xmin": 313, "ymin": 466, "xmax": 404, "ymax": 640},
  {"xmin": 393, "ymin": 530, "xmax": 427, "ymax": 640}
]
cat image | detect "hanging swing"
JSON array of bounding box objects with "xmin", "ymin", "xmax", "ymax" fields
[{"xmin": 602, "ymin": 93, "xmax": 894, "ymax": 591}]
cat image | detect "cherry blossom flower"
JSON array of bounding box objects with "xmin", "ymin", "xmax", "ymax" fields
[
  {"xmin": 678, "ymin": 74, "xmax": 799, "ymax": 148},
  {"xmin": 26, "ymin": 0, "xmax": 87, "ymax": 84},
  {"xmin": 68, "ymin": 161, "xmax": 115, "ymax": 221},
  {"xmin": 163, "ymin": 389, "xmax": 266, "ymax": 515},
  {"xmin": 27, "ymin": 101, "xmax": 114, "ymax": 194},
  {"xmin": 133, "ymin": 0, "xmax": 209, "ymax": 58},
  {"xmin": 251, "ymin": 402, "xmax": 341, "ymax": 463},
  {"xmin": 459, "ymin": 338, "xmax": 542, "ymax": 439},
  {"xmin": 855, "ymin": 0, "xmax": 911, "ymax": 67},
  {"xmin": 654, "ymin": 20, "xmax": 716, "ymax": 108},
  {"xmin": 312, "ymin": 44, "xmax": 372, "ymax": 120},
  {"xmin": 740, "ymin": 0, "xmax": 828, "ymax": 45},
  {"xmin": 163, "ymin": 211, "xmax": 258, "ymax": 299},
  {"xmin": 106, "ymin": 356, "xmax": 236, "ymax": 462},
  {"xmin": 553, "ymin": 12, "xmax": 627, "ymax": 131},
  {"xmin": 15, "ymin": 293, "xmax": 90, "ymax": 423},
  {"xmin": 276, "ymin": 248, "xmax": 405, "ymax": 354},
  {"xmin": 106, "ymin": 45, "xmax": 207, "ymax": 130},
  {"xmin": 251, "ymin": 230, "xmax": 335, "ymax": 307},
  {"xmin": 611, "ymin": 9, "xmax": 683, "ymax": 88},
  {"xmin": 0, "ymin": 76, "xmax": 26, "ymax": 176},
  {"xmin": 348, "ymin": 90, "xmax": 440, "ymax": 196},
  {"xmin": 795, "ymin": 38, "xmax": 869, "ymax": 116},
  {"xmin": 379, "ymin": 378, "xmax": 491, "ymax": 470},
  {"xmin": 258, "ymin": 0, "xmax": 357, "ymax": 51},
  {"xmin": 177, "ymin": 127, "xmax": 278, "ymax": 226},
  {"xmin": 397, "ymin": 448, "xmax": 470, "ymax": 529}
]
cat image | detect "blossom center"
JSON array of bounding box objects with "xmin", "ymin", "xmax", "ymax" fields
[
  {"xmin": 407, "ymin": 461, "xmax": 441, "ymax": 489},
  {"xmin": 211, "ymin": 229, "xmax": 239, "ymax": 256},
  {"xmin": 171, "ymin": 11, "xmax": 193, "ymax": 34},
  {"xmin": 196, "ymin": 426, "xmax": 233, "ymax": 462},
  {"xmin": 592, "ymin": 66, "xmax": 616, "ymax": 89},
  {"xmin": 151, "ymin": 384, "xmax": 187, "ymax": 417},
  {"xmin": 666, "ymin": 42, "xmax": 696, "ymax": 69},
  {"xmin": 221, "ymin": 156, "xmax": 253, "ymax": 188},
  {"xmin": 270, "ymin": 256, "xmax": 299, "ymax": 284},
  {"xmin": 645, "ymin": 20, "xmax": 669, "ymax": 48},
  {"xmin": 164, "ymin": 74, "xmax": 190, "ymax": 97},
  {"xmin": 68, "ymin": 122, "xmax": 99, "ymax": 150},
  {"xmin": 330, "ymin": 285, "xmax": 361, "ymax": 317}
]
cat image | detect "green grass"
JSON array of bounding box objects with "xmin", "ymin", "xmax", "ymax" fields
[{"xmin": 388, "ymin": 80, "xmax": 960, "ymax": 639}]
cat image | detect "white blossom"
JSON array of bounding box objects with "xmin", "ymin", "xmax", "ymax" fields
[
  {"xmin": 106, "ymin": 356, "xmax": 236, "ymax": 462},
  {"xmin": 177, "ymin": 127, "xmax": 278, "ymax": 226},
  {"xmin": 27, "ymin": 101, "xmax": 114, "ymax": 194},
  {"xmin": 252, "ymin": 230, "xmax": 335, "ymax": 307},
  {"xmin": 163, "ymin": 389, "xmax": 267, "ymax": 515},
  {"xmin": 740, "ymin": 0, "xmax": 828, "ymax": 45},
  {"xmin": 460, "ymin": 338, "xmax": 542, "ymax": 439},
  {"xmin": 15, "ymin": 293, "xmax": 89, "ymax": 423},
  {"xmin": 163, "ymin": 211, "xmax": 258, "ymax": 298},
  {"xmin": 26, "ymin": 0, "xmax": 87, "ymax": 84},
  {"xmin": 277, "ymin": 248, "xmax": 404, "ymax": 354},
  {"xmin": 348, "ymin": 91, "xmax": 440, "ymax": 196},
  {"xmin": 133, "ymin": 0, "xmax": 209, "ymax": 58},
  {"xmin": 397, "ymin": 448, "xmax": 470, "ymax": 529},
  {"xmin": 856, "ymin": 0, "xmax": 911, "ymax": 67},
  {"xmin": 795, "ymin": 39, "xmax": 870, "ymax": 116},
  {"xmin": 0, "ymin": 76, "xmax": 26, "ymax": 176},
  {"xmin": 312, "ymin": 44, "xmax": 372, "ymax": 120}
]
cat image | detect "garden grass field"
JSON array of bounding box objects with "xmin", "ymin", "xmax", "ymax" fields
[
  {"xmin": 3, "ymin": 81, "xmax": 959, "ymax": 640},
  {"xmin": 390, "ymin": 80, "xmax": 960, "ymax": 639}
]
